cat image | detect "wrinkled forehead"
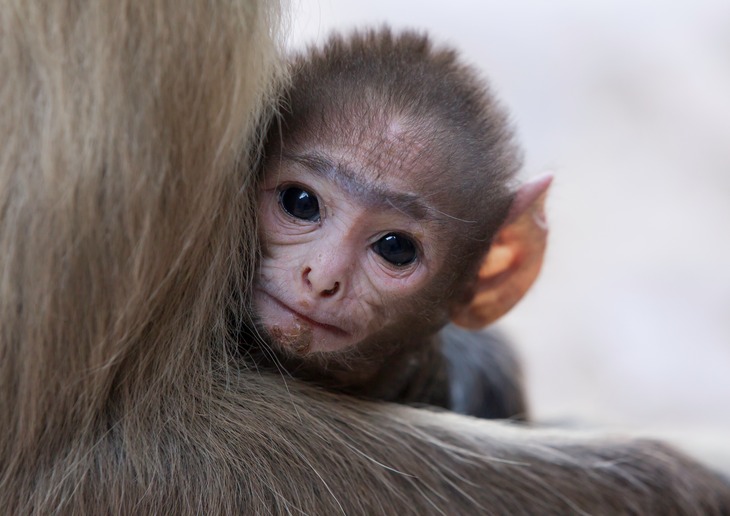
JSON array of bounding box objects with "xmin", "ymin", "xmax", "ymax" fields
[{"xmin": 283, "ymin": 112, "xmax": 446, "ymax": 197}]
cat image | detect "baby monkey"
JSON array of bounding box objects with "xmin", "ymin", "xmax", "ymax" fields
[{"xmin": 250, "ymin": 29, "xmax": 550, "ymax": 420}]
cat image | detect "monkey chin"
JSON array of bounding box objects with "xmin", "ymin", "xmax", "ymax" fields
[{"xmin": 268, "ymin": 322, "xmax": 314, "ymax": 356}]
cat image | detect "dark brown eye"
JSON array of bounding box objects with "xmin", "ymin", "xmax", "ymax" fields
[
  {"xmin": 279, "ymin": 186, "xmax": 320, "ymax": 222},
  {"xmin": 373, "ymin": 233, "xmax": 417, "ymax": 266}
]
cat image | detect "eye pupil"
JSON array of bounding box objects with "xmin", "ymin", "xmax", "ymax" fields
[
  {"xmin": 279, "ymin": 187, "xmax": 320, "ymax": 221},
  {"xmin": 374, "ymin": 233, "xmax": 417, "ymax": 266}
]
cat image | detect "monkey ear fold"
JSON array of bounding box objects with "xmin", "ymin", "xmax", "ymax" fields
[{"xmin": 451, "ymin": 173, "xmax": 553, "ymax": 329}]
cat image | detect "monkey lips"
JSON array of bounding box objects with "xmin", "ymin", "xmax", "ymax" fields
[{"xmin": 253, "ymin": 289, "xmax": 353, "ymax": 354}]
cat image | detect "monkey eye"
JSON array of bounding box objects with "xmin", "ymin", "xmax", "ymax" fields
[
  {"xmin": 373, "ymin": 233, "xmax": 417, "ymax": 267},
  {"xmin": 279, "ymin": 186, "xmax": 320, "ymax": 222}
]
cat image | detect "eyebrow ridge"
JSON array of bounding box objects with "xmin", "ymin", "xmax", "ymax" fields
[{"xmin": 282, "ymin": 151, "xmax": 434, "ymax": 221}]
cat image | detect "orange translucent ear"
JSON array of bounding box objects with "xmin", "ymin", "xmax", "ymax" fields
[{"xmin": 451, "ymin": 174, "xmax": 552, "ymax": 329}]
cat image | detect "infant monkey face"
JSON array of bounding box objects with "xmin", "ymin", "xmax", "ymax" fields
[{"xmin": 254, "ymin": 145, "xmax": 445, "ymax": 355}]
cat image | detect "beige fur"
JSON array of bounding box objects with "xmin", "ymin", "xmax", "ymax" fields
[{"xmin": 1, "ymin": 0, "xmax": 728, "ymax": 513}]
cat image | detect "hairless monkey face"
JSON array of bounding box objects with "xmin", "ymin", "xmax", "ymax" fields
[{"xmin": 254, "ymin": 138, "xmax": 451, "ymax": 356}]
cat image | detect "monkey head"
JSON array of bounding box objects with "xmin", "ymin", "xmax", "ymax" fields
[{"xmin": 251, "ymin": 29, "xmax": 551, "ymax": 383}]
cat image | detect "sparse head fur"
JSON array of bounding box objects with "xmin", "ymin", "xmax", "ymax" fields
[{"xmin": 267, "ymin": 28, "xmax": 523, "ymax": 307}]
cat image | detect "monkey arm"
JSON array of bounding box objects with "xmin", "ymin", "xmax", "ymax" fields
[
  {"xmin": 200, "ymin": 377, "xmax": 730, "ymax": 515},
  {"xmin": 439, "ymin": 324, "xmax": 529, "ymax": 420},
  {"xmin": 361, "ymin": 324, "xmax": 529, "ymax": 421}
]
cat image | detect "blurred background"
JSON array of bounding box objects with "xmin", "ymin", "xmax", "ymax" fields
[{"xmin": 288, "ymin": 0, "xmax": 730, "ymax": 468}]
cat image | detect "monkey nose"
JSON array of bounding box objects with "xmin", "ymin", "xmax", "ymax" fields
[{"xmin": 302, "ymin": 266, "xmax": 341, "ymax": 298}]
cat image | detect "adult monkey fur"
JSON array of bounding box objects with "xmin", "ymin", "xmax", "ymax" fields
[
  {"xmin": 250, "ymin": 31, "xmax": 544, "ymax": 419},
  {"xmin": 1, "ymin": 1, "xmax": 729, "ymax": 514}
]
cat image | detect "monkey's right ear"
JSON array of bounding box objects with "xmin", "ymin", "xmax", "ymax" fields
[{"xmin": 451, "ymin": 173, "xmax": 553, "ymax": 329}]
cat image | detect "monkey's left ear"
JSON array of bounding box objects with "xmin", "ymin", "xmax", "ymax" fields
[{"xmin": 451, "ymin": 173, "xmax": 553, "ymax": 329}]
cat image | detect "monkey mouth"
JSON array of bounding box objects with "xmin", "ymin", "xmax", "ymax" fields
[{"xmin": 256, "ymin": 290, "xmax": 350, "ymax": 337}]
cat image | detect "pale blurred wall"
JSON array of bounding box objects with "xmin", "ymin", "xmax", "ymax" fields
[{"xmin": 288, "ymin": 0, "xmax": 730, "ymax": 464}]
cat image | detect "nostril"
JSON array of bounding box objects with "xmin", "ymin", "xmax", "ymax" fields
[
  {"xmin": 302, "ymin": 266, "xmax": 312, "ymax": 287},
  {"xmin": 321, "ymin": 282, "xmax": 339, "ymax": 297}
]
